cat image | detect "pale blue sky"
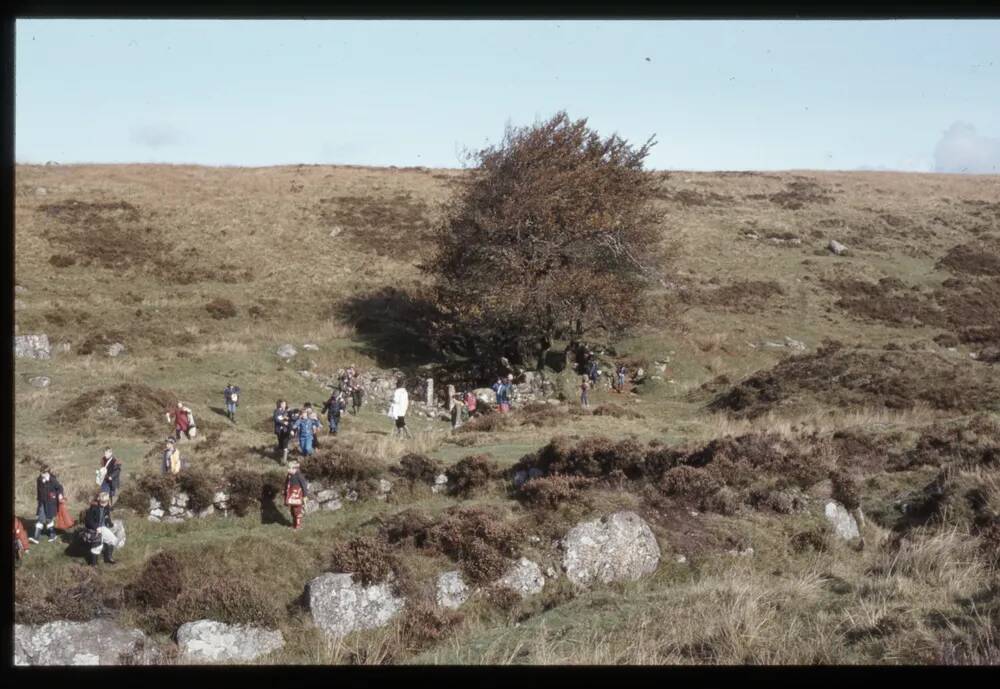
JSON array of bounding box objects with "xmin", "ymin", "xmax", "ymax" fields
[{"xmin": 15, "ymin": 19, "xmax": 1000, "ymax": 172}]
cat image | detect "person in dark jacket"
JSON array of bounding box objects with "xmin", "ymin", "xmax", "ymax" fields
[
  {"xmin": 31, "ymin": 467, "xmax": 64, "ymax": 544},
  {"xmin": 273, "ymin": 400, "xmax": 292, "ymax": 463},
  {"xmin": 223, "ymin": 383, "xmax": 241, "ymax": 423},
  {"xmin": 83, "ymin": 491, "xmax": 117, "ymax": 566},
  {"xmin": 99, "ymin": 448, "xmax": 122, "ymax": 505},
  {"xmin": 284, "ymin": 462, "xmax": 309, "ymax": 530},
  {"xmin": 321, "ymin": 391, "xmax": 346, "ymax": 436}
]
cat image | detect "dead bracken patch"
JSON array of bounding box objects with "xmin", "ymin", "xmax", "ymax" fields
[
  {"xmin": 768, "ymin": 179, "xmax": 834, "ymax": 210},
  {"xmin": 707, "ymin": 342, "xmax": 1000, "ymax": 418},
  {"xmin": 693, "ymin": 280, "xmax": 785, "ymax": 313},
  {"xmin": 937, "ymin": 240, "xmax": 1000, "ymax": 276},
  {"xmin": 315, "ymin": 192, "xmax": 435, "ymax": 260},
  {"xmin": 591, "ymin": 403, "xmax": 645, "ymax": 419},
  {"xmin": 49, "ymin": 383, "xmax": 180, "ymax": 436},
  {"xmin": 205, "ymin": 298, "xmax": 238, "ymax": 319}
]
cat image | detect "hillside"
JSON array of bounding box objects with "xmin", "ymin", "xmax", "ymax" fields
[{"xmin": 13, "ymin": 163, "xmax": 1000, "ymax": 665}]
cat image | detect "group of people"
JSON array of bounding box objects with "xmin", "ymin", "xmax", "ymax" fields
[
  {"xmin": 15, "ymin": 455, "xmax": 125, "ymax": 567},
  {"xmin": 580, "ymin": 359, "xmax": 629, "ymax": 407}
]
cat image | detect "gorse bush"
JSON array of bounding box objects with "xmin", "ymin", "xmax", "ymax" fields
[
  {"xmin": 124, "ymin": 552, "xmax": 184, "ymax": 608},
  {"xmin": 517, "ymin": 475, "xmax": 595, "ymax": 510}
]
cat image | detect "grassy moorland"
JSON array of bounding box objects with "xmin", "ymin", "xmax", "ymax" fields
[{"xmin": 13, "ymin": 163, "xmax": 1000, "ymax": 664}]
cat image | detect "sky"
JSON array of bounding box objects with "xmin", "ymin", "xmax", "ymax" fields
[{"xmin": 15, "ymin": 19, "xmax": 1000, "ymax": 173}]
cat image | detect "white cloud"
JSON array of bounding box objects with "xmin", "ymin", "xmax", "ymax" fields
[
  {"xmin": 129, "ymin": 123, "xmax": 182, "ymax": 149},
  {"xmin": 933, "ymin": 121, "xmax": 1000, "ymax": 174}
]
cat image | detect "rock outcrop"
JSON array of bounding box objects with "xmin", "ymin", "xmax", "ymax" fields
[
  {"xmin": 436, "ymin": 570, "xmax": 470, "ymax": 609},
  {"xmin": 15, "ymin": 334, "xmax": 51, "ymax": 360},
  {"xmin": 176, "ymin": 620, "xmax": 284, "ymax": 664},
  {"xmin": 15, "ymin": 620, "xmax": 154, "ymax": 666},
  {"xmin": 496, "ymin": 557, "xmax": 545, "ymax": 598},
  {"xmin": 824, "ymin": 501, "xmax": 860, "ymax": 540},
  {"xmin": 306, "ymin": 573, "xmax": 405, "ymax": 639},
  {"xmin": 561, "ymin": 511, "xmax": 661, "ymax": 587}
]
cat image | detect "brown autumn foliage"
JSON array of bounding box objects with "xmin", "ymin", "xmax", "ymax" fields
[{"xmin": 427, "ymin": 111, "xmax": 665, "ymax": 369}]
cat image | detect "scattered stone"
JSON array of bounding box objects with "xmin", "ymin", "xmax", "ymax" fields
[
  {"xmin": 824, "ymin": 501, "xmax": 860, "ymax": 540},
  {"xmin": 172, "ymin": 493, "xmax": 189, "ymax": 508},
  {"xmin": 147, "ymin": 514, "xmax": 161, "ymax": 523},
  {"xmin": 168, "ymin": 506, "xmax": 185, "ymax": 517},
  {"xmin": 106, "ymin": 342, "xmax": 126, "ymax": 357},
  {"xmin": 345, "ymin": 490, "xmax": 359, "ymax": 502},
  {"xmin": 177, "ymin": 620, "xmax": 284, "ymax": 664},
  {"xmin": 35, "ymin": 187, "xmax": 48, "ymax": 196},
  {"xmin": 149, "ymin": 508, "xmax": 165, "ymax": 519},
  {"xmin": 15, "ymin": 334, "xmax": 51, "ymax": 360},
  {"xmin": 436, "ymin": 571, "xmax": 470, "ymax": 609},
  {"xmin": 302, "ymin": 343, "xmax": 319, "ymax": 351},
  {"xmin": 727, "ymin": 547, "xmax": 754, "ymax": 557},
  {"xmin": 163, "ymin": 516, "xmax": 185, "ymax": 524},
  {"xmin": 148, "ymin": 497, "xmax": 162, "ymax": 512},
  {"xmin": 28, "ymin": 376, "xmax": 51, "ymax": 388},
  {"xmin": 196, "ymin": 505, "xmax": 215, "ymax": 519},
  {"xmin": 328, "ymin": 226, "xmax": 343, "ymax": 238},
  {"xmin": 15, "ymin": 620, "xmax": 153, "ymax": 666},
  {"xmin": 431, "ymin": 473, "xmax": 448, "ymax": 494},
  {"xmin": 304, "ymin": 500, "xmax": 320, "ymax": 515},
  {"xmin": 276, "ymin": 344, "xmax": 297, "ymax": 359},
  {"xmin": 496, "ymin": 557, "xmax": 545, "ymax": 598},
  {"xmin": 306, "ymin": 573, "xmax": 405, "ymax": 639},
  {"xmin": 54, "ymin": 342, "xmax": 72, "ymax": 354},
  {"xmin": 321, "ymin": 499, "xmax": 343, "ymax": 512},
  {"xmin": 378, "ymin": 479, "xmax": 392, "ymax": 494},
  {"xmin": 110, "ymin": 519, "xmax": 126, "ymax": 549},
  {"xmin": 561, "ymin": 511, "xmax": 661, "ymax": 588},
  {"xmin": 212, "ymin": 491, "xmax": 229, "ymax": 506},
  {"xmin": 784, "ymin": 336, "xmax": 807, "ymax": 351},
  {"xmin": 828, "ymin": 239, "xmax": 848, "ymax": 256},
  {"xmin": 675, "ymin": 554, "xmax": 687, "ymax": 564},
  {"xmin": 315, "ymin": 488, "xmax": 338, "ymax": 502}
]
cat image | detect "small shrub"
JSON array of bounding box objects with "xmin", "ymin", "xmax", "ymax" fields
[
  {"xmin": 302, "ymin": 445, "xmax": 379, "ymax": 483},
  {"xmin": 176, "ymin": 468, "xmax": 216, "ymax": 513},
  {"xmin": 830, "ymin": 468, "xmax": 862, "ymax": 510},
  {"xmin": 424, "ymin": 506, "xmax": 526, "ymax": 585},
  {"xmin": 225, "ymin": 469, "xmax": 264, "ymax": 517},
  {"xmin": 748, "ymin": 486, "xmax": 800, "ymax": 514},
  {"xmin": 379, "ymin": 508, "xmax": 436, "ymax": 546},
  {"xmin": 15, "ymin": 565, "xmax": 122, "ymax": 624},
  {"xmin": 485, "ymin": 584, "xmax": 521, "ymax": 612},
  {"xmin": 659, "ymin": 466, "xmax": 722, "ymax": 498},
  {"xmin": 791, "ymin": 528, "xmax": 830, "ymax": 553},
  {"xmin": 395, "ymin": 453, "xmax": 443, "ymax": 484},
  {"xmin": 518, "ymin": 475, "xmax": 595, "ymax": 509},
  {"xmin": 124, "ymin": 552, "xmax": 184, "ymax": 608},
  {"xmin": 518, "ymin": 403, "xmax": 567, "ymax": 427},
  {"xmin": 445, "ymin": 454, "xmax": 499, "ymax": 496},
  {"xmin": 399, "ymin": 601, "xmax": 464, "ymax": 653},
  {"xmin": 702, "ymin": 486, "xmax": 741, "ymax": 515},
  {"xmin": 48, "ymin": 253, "xmax": 78, "ymax": 268},
  {"xmin": 329, "ymin": 535, "xmax": 397, "ymax": 586},
  {"xmin": 455, "ymin": 412, "xmax": 512, "ymax": 434},
  {"xmin": 204, "ymin": 298, "xmax": 238, "ymax": 319},
  {"xmin": 591, "ymin": 403, "xmax": 644, "ymax": 419}
]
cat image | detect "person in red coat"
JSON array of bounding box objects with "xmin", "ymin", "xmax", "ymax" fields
[
  {"xmin": 14, "ymin": 516, "xmax": 30, "ymax": 563},
  {"xmin": 284, "ymin": 462, "xmax": 309, "ymax": 530}
]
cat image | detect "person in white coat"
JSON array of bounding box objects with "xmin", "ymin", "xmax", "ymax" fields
[{"xmin": 388, "ymin": 378, "xmax": 412, "ymax": 439}]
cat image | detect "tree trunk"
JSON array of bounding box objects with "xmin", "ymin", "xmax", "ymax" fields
[{"xmin": 535, "ymin": 334, "xmax": 551, "ymax": 371}]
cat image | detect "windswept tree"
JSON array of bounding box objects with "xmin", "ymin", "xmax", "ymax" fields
[{"xmin": 428, "ymin": 112, "xmax": 665, "ymax": 370}]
